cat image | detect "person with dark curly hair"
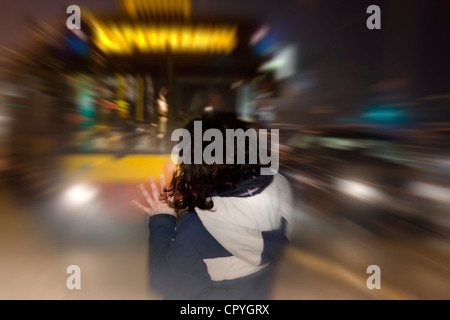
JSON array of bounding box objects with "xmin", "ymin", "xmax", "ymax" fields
[{"xmin": 133, "ymin": 113, "xmax": 293, "ymax": 300}]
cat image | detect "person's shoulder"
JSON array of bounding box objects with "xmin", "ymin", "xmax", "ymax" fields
[{"xmin": 274, "ymin": 172, "xmax": 291, "ymax": 185}]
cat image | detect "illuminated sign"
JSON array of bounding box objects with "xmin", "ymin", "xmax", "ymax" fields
[
  {"xmin": 120, "ymin": 0, "xmax": 191, "ymax": 19},
  {"xmin": 90, "ymin": 21, "xmax": 238, "ymax": 55}
]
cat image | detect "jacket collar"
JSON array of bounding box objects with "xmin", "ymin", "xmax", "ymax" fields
[{"xmin": 213, "ymin": 174, "xmax": 274, "ymax": 198}]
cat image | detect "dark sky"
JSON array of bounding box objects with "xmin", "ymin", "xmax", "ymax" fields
[
  {"xmin": 0, "ymin": 0, "xmax": 114, "ymax": 49},
  {"xmin": 1, "ymin": 0, "xmax": 447, "ymax": 53},
  {"xmin": 1, "ymin": 0, "xmax": 449, "ymax": 96},
  {"xmin": 0, "ymin": 0, "xmax": 380, "ymax": 49}
]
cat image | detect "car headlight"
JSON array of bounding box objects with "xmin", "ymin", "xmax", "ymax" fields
[
  {"xmin": 60, "ymin": 183, "xmax": 99, "ymax": 208},
  {"xmin": 336, "ymin": 179, "xmax": 383, "ymax": 202}
]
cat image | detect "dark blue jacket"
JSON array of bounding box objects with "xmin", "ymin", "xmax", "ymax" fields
[{"xmin": 148, "ymin": 173, "xmax": 293, "ymax": 300}]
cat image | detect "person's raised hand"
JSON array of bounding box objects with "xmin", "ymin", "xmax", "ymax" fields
[{"xmin": 132, "ymin": 175, "xmax": 176, "ymax": 217}]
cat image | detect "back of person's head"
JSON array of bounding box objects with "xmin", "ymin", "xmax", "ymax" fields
[{"xmin": 169, "ymin": 112, "xmax": 263, "ymax": 212}]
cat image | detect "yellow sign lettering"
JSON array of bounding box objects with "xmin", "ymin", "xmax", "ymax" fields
[{"xmin": 90, "ymin": 22, "xmax": 238, "ymax": 55}]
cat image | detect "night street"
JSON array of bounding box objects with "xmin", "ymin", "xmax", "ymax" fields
[{"xmin": 1, "ymin": 0, "xmax": 449, "ymax": 301}]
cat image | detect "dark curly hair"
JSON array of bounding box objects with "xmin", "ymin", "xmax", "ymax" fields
[{"xmin": 168, "ymin": 112, "xmax": 264, "ymax": 212}]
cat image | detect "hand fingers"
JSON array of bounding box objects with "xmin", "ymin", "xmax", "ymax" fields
[
  {"xmin": 132, "ymin": 199, "xmax": 150, "ymax": 215},
  {"xmin": 160, "ymin": 174, "xmax": 167, "ymax": 192},
  {"xmin": 140, "ymin": 184, "xmax": 155, "ymax": 207},
  {"xmin": 149, "ymin": 176, "xmax": 159, "ymax": 201}
]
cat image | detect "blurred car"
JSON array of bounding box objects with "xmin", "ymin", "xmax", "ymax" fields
[{"xmin": 279, "ymin": 127, "xmax": 450, "ymax": 237}]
